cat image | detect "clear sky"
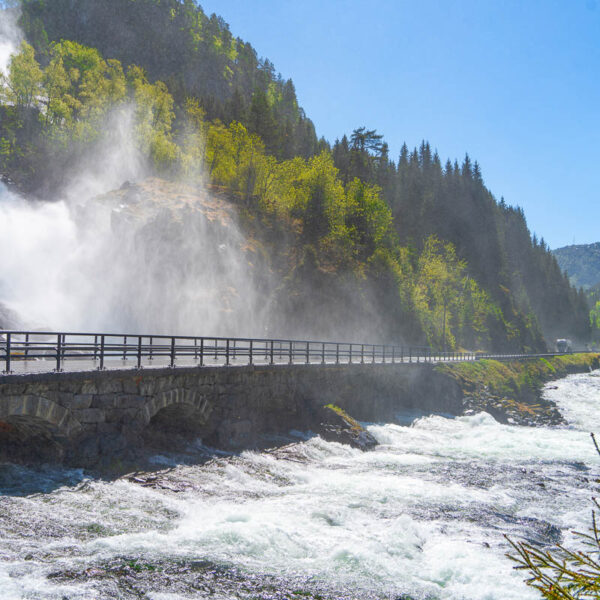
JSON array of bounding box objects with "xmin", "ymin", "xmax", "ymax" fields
[{"xmin": 198, "ymin": 0, "xmax": 599, "ymax": 249}]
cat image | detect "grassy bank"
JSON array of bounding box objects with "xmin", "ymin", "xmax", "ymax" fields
[{"xmin": 436, "ymin": 353, "xmax": 600, "ymax": 425}]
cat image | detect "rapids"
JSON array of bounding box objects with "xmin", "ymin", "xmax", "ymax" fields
[{"xmin": 1, "ymin": 371, "xmax": 599, "ymax": 599}]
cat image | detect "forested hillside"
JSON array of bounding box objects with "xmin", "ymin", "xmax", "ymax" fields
[
  {"xmin": 0, "ymin": 0, "xmax": 591, "ymax": 350},
  {"xmin": 553, "ymin": 242, "xmax": 600, "ymax": 289}
]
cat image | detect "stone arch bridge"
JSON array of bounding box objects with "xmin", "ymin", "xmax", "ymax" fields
[{"xmin": 0, "ymin": 361, "xmax": 460, "ymax": 467}]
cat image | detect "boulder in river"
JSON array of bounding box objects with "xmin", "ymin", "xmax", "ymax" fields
[{"xmin": 314, "ymin": 404, "xmax": 378, "ymax": 450}]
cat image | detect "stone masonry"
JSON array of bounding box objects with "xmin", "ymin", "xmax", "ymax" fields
[{"xmin": 0, "ymin": 362, "xmax": 462, "ymax": 467}]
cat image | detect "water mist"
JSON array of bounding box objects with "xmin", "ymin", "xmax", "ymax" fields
[
  {"xmin": 0, "ymin": 108, "xmax": 273, "ymax": 337},
  {"xmin": 0, "ymin": 3, "xmax": 22, "ymax": 76}
]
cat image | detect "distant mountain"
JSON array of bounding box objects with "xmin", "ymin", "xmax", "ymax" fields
[{"xmin": 553, "ymin": 242, "xmax": 600, "ymax": 289}]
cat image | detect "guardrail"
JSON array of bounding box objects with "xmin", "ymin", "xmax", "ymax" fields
[{"xmin": 0, "ymin": 330, "xmax": 590, "ymax": 375}]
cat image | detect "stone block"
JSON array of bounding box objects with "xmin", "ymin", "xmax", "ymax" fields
[
  {"xmin": 23, "ymin": 383, "xmax": 50, "ymax": 396},
  {"xmin": 74, "ymin": 408, "xmax": 105, "ymax": 424},
  {"xmin": 91, "ymin": 395, "xmax": 116, "ymax": 409},
  {"xmin": 96, "ymin": 378, "xmax": 123, "ymax": 394},
  {"xmin": 1, "ymin": 384, "xmax": 27, "ymax": 395},
  {"xmin": 115, "ymin": 394, "xmax": 145, "ymax": 409},
  {"xmin": 59, "ymin": 380, "xmax": 82, "ymax": 393},
  {"xmin": 119, "ymin": 380, "xmax": 135, "ymax": 395},
  {"xmin": 97, "ymin": 422, "xmax": 121, "ymax": 435},
  {"xmin": 104, "ymin": 408, "xmax": 126, "ymax": 424},
  {"xmin": 69, "ymin": 394, "xmax": 93, "ymax": 410},
  {"xmin": 81, "ymin": 380, "xmax": 98, "ymax": 394}
]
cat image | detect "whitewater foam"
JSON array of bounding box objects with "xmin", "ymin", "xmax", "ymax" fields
[{"xmin": 0, "ymin": 371, "xmax": 599, "ymax": 598}]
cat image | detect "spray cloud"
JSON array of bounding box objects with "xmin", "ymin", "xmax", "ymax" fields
[
  {"xmin": 0, "ymin": 106, "xmax": 273, "ymax": 337},
  {"xmin": 0, "ymin": 3, "xmax": 23, "ymax": 76}
]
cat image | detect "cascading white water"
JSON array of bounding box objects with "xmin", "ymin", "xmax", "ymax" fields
[{"xmin": 1, "ymin": 371, "xmax": 599, "ymax": 599}]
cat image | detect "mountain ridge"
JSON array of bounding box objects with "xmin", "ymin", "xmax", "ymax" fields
[{"xmin": 553, "ymin": 242, "xmax": 600, "ymax": 289}]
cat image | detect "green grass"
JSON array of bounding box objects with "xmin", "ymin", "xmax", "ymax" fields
[
  {"xmin": 437, "ymin": 353, "xmax": 599, "ymax": 398},
  {"xmin": 435, "ymin": 354, "xmax": 599, "ymax": 422}
]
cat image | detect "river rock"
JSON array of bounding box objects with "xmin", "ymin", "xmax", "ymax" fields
[{"xmin": 313, "ymin": 404, "xmax": 378, "ymax": 450}]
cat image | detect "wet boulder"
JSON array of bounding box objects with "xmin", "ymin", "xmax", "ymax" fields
[{"xmin": 314, "ymin": 404, "xmax": 378, "ymax": 451}]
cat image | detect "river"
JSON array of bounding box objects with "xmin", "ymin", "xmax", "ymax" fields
[{"xmin": 1, "ymin": 370, "xmax": 599, "ymax": 599}]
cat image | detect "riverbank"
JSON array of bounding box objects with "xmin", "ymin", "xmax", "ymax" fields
[{"xmin": 436, "ymin": 353, "xmax": 600, "ymax": 426}]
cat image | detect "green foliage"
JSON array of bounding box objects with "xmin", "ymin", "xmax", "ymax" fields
[
  {"xmin": 333, "ymin": 135, "xmax": 591, "ymax": 346},
  {"xmin": 18, "ymin": 0, "xmax": 320, "ymax": 161},
  {"xmin": 590, "ymin": 301, "xmax": 600, "ymax": 332},
  {"xmin": 438, "ymin": 354, "xmax": 600, "ymax": 400},
  {"xmin": 0, "ymin": 41, "xmax": 42, "ymax": 111}
]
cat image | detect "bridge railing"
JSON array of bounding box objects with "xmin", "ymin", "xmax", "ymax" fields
[{"xmin": 0, "ymin": 330, "xmax": 590, "ymax": 374}]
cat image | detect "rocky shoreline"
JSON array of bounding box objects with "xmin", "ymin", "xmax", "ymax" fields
[{"xmin": 437, "ymin": 354, "xmax": 600, "ymax": 427}]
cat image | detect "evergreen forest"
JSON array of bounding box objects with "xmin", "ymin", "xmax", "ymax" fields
[{"xmin": 0, "ymin": 0, "xmax": 594, "ymax": 350}]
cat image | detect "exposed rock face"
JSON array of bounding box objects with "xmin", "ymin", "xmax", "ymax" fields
[{"xmin": 314, "ymin": 404, "xmax": 378, "ymax": 450}]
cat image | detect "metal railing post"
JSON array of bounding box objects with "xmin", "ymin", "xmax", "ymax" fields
[
  {"xmin": 270, "ymin": 340, "xmax": 274, "ymax": 365},
  {"xmin": 306, "ymin": 341, "xmax": 309, "ymax": 364},
  {"xmin": 226, "ymin": 339, "xmax": 230, "ymax": 365},
  {"xmin": 149, "ymin": 336, "xmax": 153, "ymax": 361},
  {"xmin": 137, "ymin": 336, "xmax": 142, "ymax": 369},
  {"xmin": 55, "ymin": 333, "xmax": 62, "ymax": 372},
  {"xmin": 200, "ymin": 338, "xmax": 204, "ymax": 366},
  {"xmin": 94, "ymin": 335, "xmax": 98, "ymax": 361},
  {"xmin": 24, "ymin": 333, "xmax": 29, "ymax": 359},
  {"xmin": 99, "ymin": 335, "xmax": 105, "ymax": 370},
  {"xmin": 321, "ymin": 342, "xmax": 325, "ymax": 364},
  {"xmin": 336, "ymin": 343, "xmax": 339, "ymax": 365},
  {"xmin": 123, "ymin": 336, "xmax": 127, "ymax": 361},
  {"xmin": 249, "ymin": 339, "xmax": 253, "ymax": 365},
  {"xmin": 289, "ymin": 341, "xmax": 293, "ymax": 364},
  {"xmin": 170, "ymin": 337, "xmax": 175, "ymax": 368},
  {"xmin": 5, "ymin": 332, "xmax": 11, "ymax": 373},
  {"xmin": 372, "ymin": 344, "xmax": 376, "ymax": 364}
]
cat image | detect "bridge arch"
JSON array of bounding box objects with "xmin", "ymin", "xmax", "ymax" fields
[
  {"xmin": 0, "ymin": 395, "xmax": 82, "ymax": 462},
  {"xmin": 141, "ymin": 388, "xmax": 212, "ymax": 437}
]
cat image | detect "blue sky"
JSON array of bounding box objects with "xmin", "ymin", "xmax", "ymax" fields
[{"xmin": 198, "ymin": 0, "xmax": 599, "ymax": 249}]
